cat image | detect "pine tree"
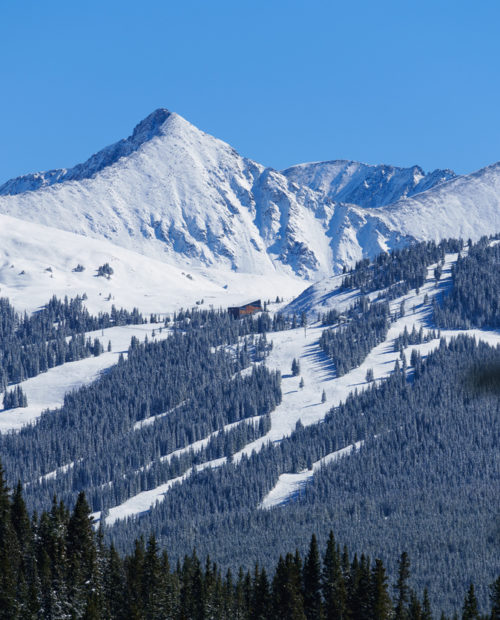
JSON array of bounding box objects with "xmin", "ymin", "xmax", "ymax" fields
[
  {"xmin": 104, "ymin": 544, "xmax": 126, "ymax": 620},
  {"xmin": 303, "ymin": 534, "xmax": 323, "ymax": 620},
  {"xmin": 252, "ymin": 566, "xmax": 271, "ymax": 620},
  {"xmin": 421, "ymin": 588, "xmax": 432, "ymax": 620},
  {"xmin": 461, "ymin": 583, "xmax": 479, "ymax": 620},
  {"xmin": 125, "ymin": 537, "xmax": 145, "ymax": 620},
  {"xmin": 408, "ymin": 590, "xmax": 423, "ymax": 619},
  {"xmin": 272, "ymin": 553, "xmax": 306, "ymax": 620},
  {"xmin": 370, "ymin": 558, "xmax": 392, "ymax": 619},
  {"xmin": 0, "ymin": 462, "xmax": 19, "ymax": 620},
  {"xmin": 142, "ymin": 534, "xmax": 164, "ymax": 619},
  {"xmin": 322, "ymin": 531, "xmax": 346, "ymax": 620},
  {"xmin": 394, "ymin": 551, "xmax": 411, "ymax": 620},
  {"xmin": 490, "ymin": 576, "xmax": 500, "ymax": 620},
  {"xmin": 66, "ymin": 491, "xmax": 98, "ymax": 617},
  {"xmin": 11, "ymin": 481, "xmax": 34, "ymax": 618}
]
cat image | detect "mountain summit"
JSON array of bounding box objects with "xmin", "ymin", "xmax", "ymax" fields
[
  {"xmin": 0, "ymin": 109, "xmax": 498, "ymax": 279},
  {"xmin": 0, "ymin": 108, "xmax": 173, "ymax": 195}
]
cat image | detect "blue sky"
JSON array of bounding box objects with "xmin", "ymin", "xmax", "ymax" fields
[{"xmin": 1, "ymin": 0, "xmax": 499, "ymax": 182}]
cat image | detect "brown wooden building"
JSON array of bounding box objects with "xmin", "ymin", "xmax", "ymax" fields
[{"xmin": 228, "ymin": 300, "xmax": 262, "ymax": 319}]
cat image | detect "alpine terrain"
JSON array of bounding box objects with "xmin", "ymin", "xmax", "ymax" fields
[{"xmin": 0, "ymin": 108, "xmax": 499, "ymax": 617}]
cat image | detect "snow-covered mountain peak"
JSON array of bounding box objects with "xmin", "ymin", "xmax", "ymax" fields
[
  {"xmin": 282, "ymin": 159, "xmax": 456, "ymax": 208},
  {"xmin": 127, "ymin": 107, "xmax": 173, "ymax": 141},
  {"xmin": 0, "ymin": 107, "xmax": 498, "ymax": 290},
  {"xmin": 0, "ymin": 108, "xmax": 174, "ymax": 196}
]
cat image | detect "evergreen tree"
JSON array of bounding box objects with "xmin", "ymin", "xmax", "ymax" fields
[
  {"xmin": 0, "ymin": 462, "xmax": 19, "ymax": 620},
  {"xmin": 303, "ymin": 534, "xmax": 323, "ymax": 620},
  {"xmin": 394, "ymin": 551, "xmax": 411, "ymax": 619},
  {"xmin": 371, "ymin": 558, "xmax": 392, "ymax": 619},
  {"xmin": 322, "ymin": 531, "xmax": 346, "ymax": 620},
  {"xmin": 124, "ymin": 537, "xmax": 145, "ymax": 620},
  {"xmin": 252, "ymin": 565, "xmax": 271, "ymax": 620},
  {"xmin": 461, "ymin": 583, "xmax": 479, "ymax": 620},
  {"xmin": 490, "ymin": 576, "xmax": 500, "ymax": 620},
  {"xmin": 142, "ymin": 534, "xmax": 165, "ymax": 619},
  {"xmin": 104, "ymin": 544, "xmax": 126, "ymax": 620},
  {"xmin": 422, "ymin": 588, "xmax": 433, "ymax": 620},
  {"xmin": 66, "ymin": 491, "xmax": 98, "ymax": 617}
]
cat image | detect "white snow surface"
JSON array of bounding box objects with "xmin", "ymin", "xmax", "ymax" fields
[
  {"xmin": 72, "ymin": 250, "xmax": 500, "ymax": 525},
  {"xmin": 1, "ymin": 108, "xmax": 497, "ymax": 286},
  {"xmin": 282, "ymin": 160, "xmax": 455, "ymax": 208},
  {"xmin": 0, "ymin": 324, "xmax": 170, "ymax": 433},
  {"xmin": 0, "ymin": 212, "xmax": 307, "ymax": 317},
  {"xmin": 259, "ymin": 440, "xmax": 365, "ymax": 510}
]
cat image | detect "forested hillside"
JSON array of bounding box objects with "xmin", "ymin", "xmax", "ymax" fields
[
  {"xmin": 105, "ymin": 335, "xmax": 499, "ymax": 612},
  {"xmin": 1, "ymin": 236, "xmax": 499, "ymax": 614},
  {"xmin": 0, "ymin": 295, "xmax": 142, "ymax": 389},
  {"xmin": 0, "ymin": 470, "xmax": 498, "ymax": 619},
  {"xmin": 433, "ymin": 237, "xmax": 500, "ymax": 328}
]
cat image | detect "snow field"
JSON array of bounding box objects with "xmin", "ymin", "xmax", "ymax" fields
[
  {"xmin": 259, "ymin": 440, "xmax": 365, "ymax": 509},
  {"xmin": 0, "ymin": 323, "xmax": 171, "ymax": 433}
]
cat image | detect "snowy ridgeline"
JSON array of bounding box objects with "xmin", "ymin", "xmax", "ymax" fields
[{"xmin": 1, "ymin": 107, "xmax": 500, "ymax": 289}]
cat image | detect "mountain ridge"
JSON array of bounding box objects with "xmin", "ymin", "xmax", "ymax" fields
[{"xmin": 0, "ymin": 108, "xmax": 498, "ymax": 282}]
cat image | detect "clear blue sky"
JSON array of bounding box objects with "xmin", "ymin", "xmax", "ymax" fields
[{"xmin": 1, "ymin": 0, "xmax": 499, "ymax": 183}]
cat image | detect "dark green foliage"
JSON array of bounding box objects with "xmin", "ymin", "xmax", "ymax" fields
[
  {"xmin": 320, "ymin": 299, "xmax": 389, "ymax": 376},
  {"xmin": 433, "ymin": 236, "xmax": 500, "ymax": 328},
  {"xmin": 105, "ymin": 336, "xmax": 499, "ymax": 614},
  {"xmin": 394, "ymin": 551, "xmax": 411, "ymax": 619},
  {"xmin": 97, "ymin": 263, "xmax": 114, "ymax": 278},
  {"xmin": 340, "ymin": 238, "xmax": 462, "ymax": 298},
  {"xmin": 0, "ymin": 471, "xmax": 498, "ymax": 619},
  {"xmin": 303, "ymin": 534, "xmax": 323, "ymax": 620},
  {"xmin": 0, "ymin": 294, "xmax": 142, "ymax": 389},
  {"xmin": 462, "ymin": 584, "xmax": 479, "ymax": 620},
  {"xmin": 1, "ymin": 310, "xmax": 280, "ymax": 514},
  {"xmin": 3, "ymin": 385, "xmax": 28, "ymax": 409}
]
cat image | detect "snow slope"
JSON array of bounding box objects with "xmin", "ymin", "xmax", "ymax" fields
[
  {"xmin": 259, "ymin": 440, "xmax": 365, "ymax": 510},
  {"xmin": 282, "ymin": 160, "xmax": 455, "ymax": 208},
  {"xmin": 383, "ymin": 161, "xmax": 500, "ymax": 242},
  {"xmin": 0, "ymin": 324, "xmax": 170, "ymax": 433},
  {"xmin": 0, "ymin": 212, "xmax": 306, "ymax": 316},
  {"xmin": 0, "ymin": 109, "xmax": 344, "ymax": 278},
  {"xmin": 1, "ymin": 108, "xmax": 497, "ymax": 287},
  {"xmin": 92, "ymin": 250, "xmax": 500, "ymax": 522}
]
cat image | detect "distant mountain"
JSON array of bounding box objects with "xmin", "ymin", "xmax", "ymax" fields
[
  {"xmin": 282, "ymin": 160, "xmax": 455, "ymax": 207},
  {"xmin": 0, "ymin": 109, "xmax": 174, "ymax": 195},
  {"xmin": 0, "ymin": 108, "xmax": 498, "ymax": 282}
]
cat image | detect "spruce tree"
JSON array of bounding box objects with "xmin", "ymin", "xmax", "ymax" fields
[
  {"xmin": 461, "ymin": 583, "xmax": 479, "ymax": 620},
  {"xmin": 252, "ymin": 565, "xmax": 271, "ymax": 620},
  {"xmin": 66, "ymin": 491, "xmax": 98, "ymax": 617},
  {"xmin": 142, "ymin": 534, "xmax": 164, "ymax": 619},
  {"xmin": 394, "ymin": 551, "xmax": 411, "ymax": 620},
  {"xmin": 303, "ymin": 534, "xmax": 323, "ymax": 620},
  {"xmin": 370, "ymin": 558, "xmax": 392, "ymax": 619},
  {"xmin": 0, "ymin": 462, "xmax": 19, "ymax": 620},
  {"xmin": 322, "ymin": 531, "xmax": 346, "ymax": 620},
  {"xmin": 490, "ymin": 576, "xmax": 500, "ymax": 620}
]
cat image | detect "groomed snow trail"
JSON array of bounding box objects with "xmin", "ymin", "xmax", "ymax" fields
[
  {"xmin": 93, "ymin": 252, "xmax": 500, "ymax": 523},
  {"xmin": 0, "ymin": 324, "xmax": 170, "ymax": 433},
  {"xmin": 259, "ymin": 441, "xmax": 365, "ymax": 509}
]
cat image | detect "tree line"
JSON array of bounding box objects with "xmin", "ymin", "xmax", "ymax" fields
[
  {"xmin": 0, "ymin": 465, "xmax": 498, "ymax": 619},
  {"xmin": 0, "ymin": 295, "xmax": 142, "ymax": 390}
]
